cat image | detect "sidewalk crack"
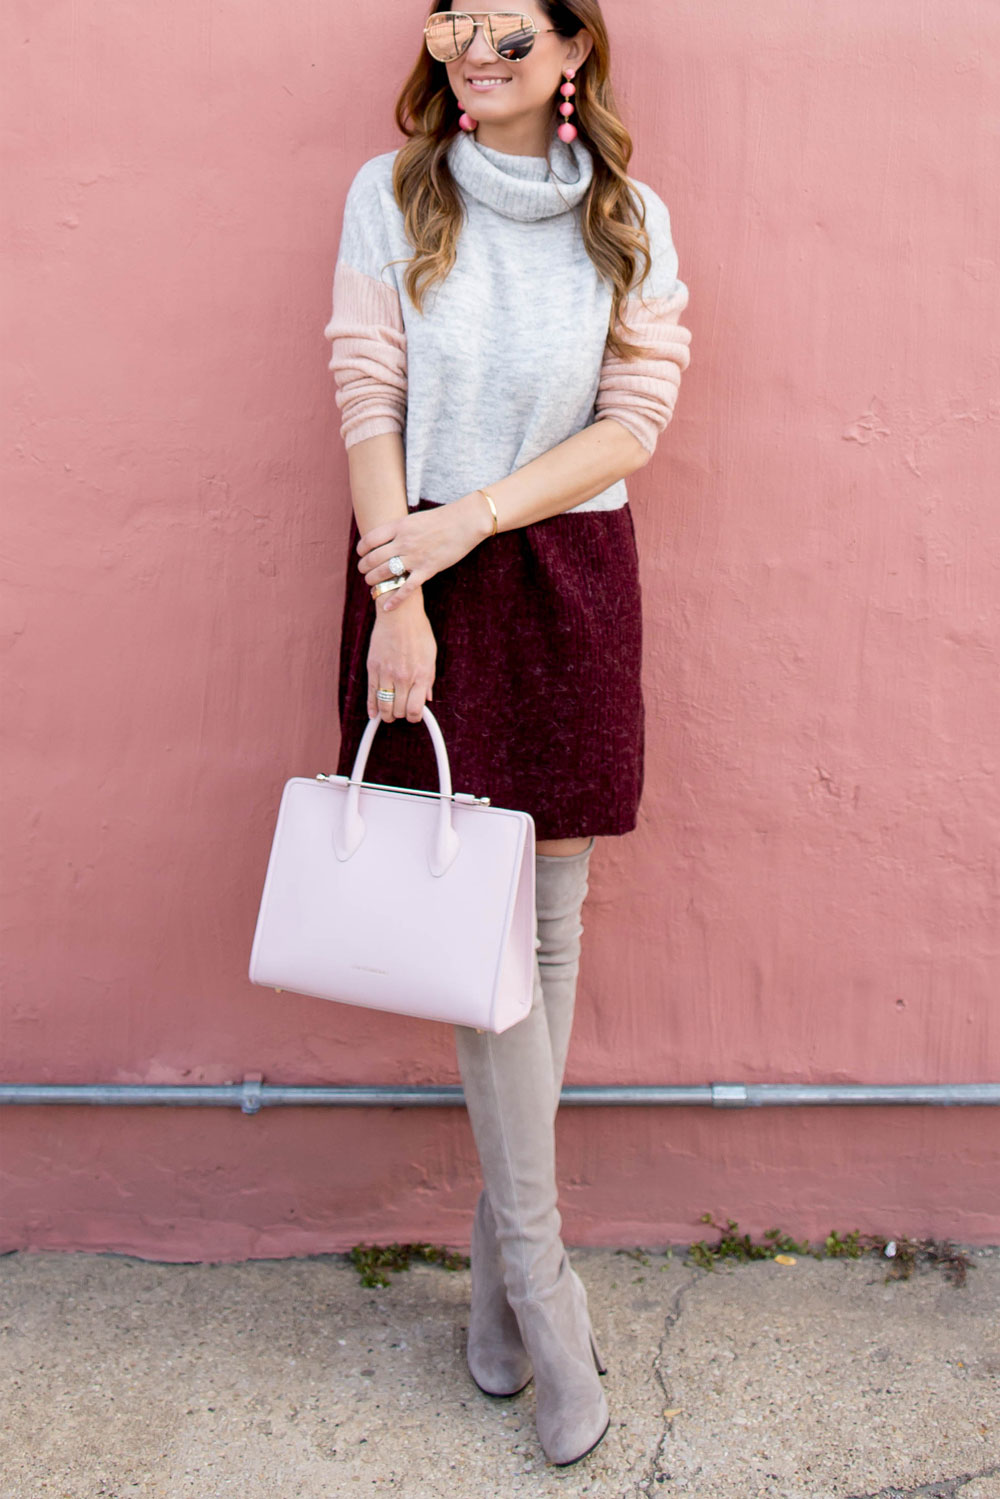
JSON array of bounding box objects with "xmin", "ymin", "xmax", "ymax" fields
[
  {"xmin": 846, "ymin": 1463, "xmax": 1000, "ymax": 1499},
  {"xmin": 635, "ymin": 1268, "xmax": 704, "ymax": 1493}
]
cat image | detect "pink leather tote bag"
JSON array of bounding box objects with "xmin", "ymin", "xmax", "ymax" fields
[{"xmin": 248, "ymin": 708, "xmax": 536, "ymax": 1032}]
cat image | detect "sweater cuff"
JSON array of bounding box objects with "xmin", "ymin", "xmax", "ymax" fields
[
  {"xmin": 595, "ymin": 286, "xmax": 692, "ymax": 454},
  {"xmin": 324, "ymin": 262, "xmax": 408, "ymax": 445}
]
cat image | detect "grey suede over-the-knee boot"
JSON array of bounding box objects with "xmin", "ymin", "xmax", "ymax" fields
[
  {"xmin": 535, "ymin": 838, "xmax": 594, "ymax": 1095},
  {"xmin": 466, "ymin": 840, "xmax": 594, "ymax": 1399},
  {"xmin": 457, "ymin": 840, "xmax": 606, "ymax": 1466},
  {"xmin": 465, "ymin": 970, "xmax": 543, "ymax": 1400}
]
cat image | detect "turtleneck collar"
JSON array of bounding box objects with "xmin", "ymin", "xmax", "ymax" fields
[{"xmin": 447, "ymin": 128, "xmax": 594, "ymax": 222}]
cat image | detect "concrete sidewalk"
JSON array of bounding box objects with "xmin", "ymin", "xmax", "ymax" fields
[{"xmin": 1, "ymin": 1246, "xmax": 998, "ymax": 1499}]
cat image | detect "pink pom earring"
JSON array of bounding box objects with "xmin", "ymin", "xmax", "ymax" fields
[
  {"xmin": 557, "ymin": 66, "xmax": 577, "ymax": 143},
  {"xmin": 458, "ymin": 103, "xmax": 478, "ymax": 132}
]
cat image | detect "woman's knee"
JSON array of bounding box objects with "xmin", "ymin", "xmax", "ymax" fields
[{"xmin": 536, "ymin": 836, "xmax": 594, "ymax": 858}]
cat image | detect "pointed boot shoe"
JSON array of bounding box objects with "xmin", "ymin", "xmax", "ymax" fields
[{"xmin": 509, "ymin": 1256, "xmax": 609, "ymax": 1467}]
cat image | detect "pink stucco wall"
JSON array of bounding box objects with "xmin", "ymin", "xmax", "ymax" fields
[{"xmin": 3, "ymin": 1, "xmax": 999, "ymax": 1257}]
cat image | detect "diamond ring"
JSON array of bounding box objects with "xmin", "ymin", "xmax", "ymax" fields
[
  {"xmin": 388, "ymin": 555, "xmax": 406, "ymax": 577},
  {"xmin": 376, "ymin": 688, "xmax": 395, "ymax": 702}
]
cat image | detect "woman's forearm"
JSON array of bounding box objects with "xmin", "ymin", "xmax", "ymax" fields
[
  {"xmin": 472, "ymin": 417, "xmax": 650, "ymax": 534},
  {"xmin": 350, "ymin": 419, "xmax": 644, "ymax": 543},
  {"xmin": 356, "ymin": 417, "xmax": 652, "ymax": 612},
  {"xmin": 347, "ymin": 431, "xmax": 430, "ymax": 617},
  {"xmin": 346, "ymin": 432, "xmax": 409, "ymax": 535}
]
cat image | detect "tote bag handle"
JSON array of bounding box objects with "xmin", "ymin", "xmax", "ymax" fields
[{"xmin": 334, "ymin": 707, "xmax": 461, "ymax": 877}]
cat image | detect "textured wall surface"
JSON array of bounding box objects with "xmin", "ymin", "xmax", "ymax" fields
[{"xmin": 3, "ymin": 0, "xmax": 999, "ymax": 1257}]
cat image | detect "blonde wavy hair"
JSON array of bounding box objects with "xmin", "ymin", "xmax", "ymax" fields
[{"xmin": 392, "ymin": 0, "xmax": 652, "ymax": 359}]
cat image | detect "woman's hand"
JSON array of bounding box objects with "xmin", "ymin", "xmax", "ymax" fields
[
  {"xmin": 367, "ymin": 589, "xmax": 438, "ymax": 723},
  {"xmin": 358, "ymin": 492, "xmax": 494, "ymax": 612}
]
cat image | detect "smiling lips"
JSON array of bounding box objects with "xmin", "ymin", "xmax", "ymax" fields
[{"xmin": 466, "ymin": 77, "xmax": 512, "ymax": 89}]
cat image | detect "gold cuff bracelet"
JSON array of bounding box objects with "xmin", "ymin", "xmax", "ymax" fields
[{"xmin": 477, "ymin": 488, "xmax": 499, "ymax": 538}]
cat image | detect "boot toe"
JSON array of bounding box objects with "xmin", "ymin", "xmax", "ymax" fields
[
  {"xmin": 541, "ymin": 1391, "xmax": 610, "ymax": 1466},
  {"xmin": 468, "ymin": 1346, "xmax": 533, "ymax": 1398}
]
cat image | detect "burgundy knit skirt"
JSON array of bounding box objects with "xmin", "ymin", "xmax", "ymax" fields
[{"xmin": 336, "ymin": 499, "xmax": 645, "ymax": 840}]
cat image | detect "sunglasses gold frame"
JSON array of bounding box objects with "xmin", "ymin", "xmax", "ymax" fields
[{"xmin": 423, "ymin": 11, "xmax": 557, "ymax": 63}]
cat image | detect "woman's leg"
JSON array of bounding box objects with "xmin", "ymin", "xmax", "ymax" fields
[
  {"xmin": 534, "ymin": 837, "xmax": 594, "ymax": 1098},
  {"xmin": 467, "ymin": 838, "xmax": 596, "ymax": 1397},
  {"xmin": 455, "ymin": 837, "xmax": 607, "ymax": 1466}
]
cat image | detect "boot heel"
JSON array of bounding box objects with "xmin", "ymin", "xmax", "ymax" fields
[{"xmin": 589, "ymin": 1329, "xmax": 608, "ymax": 1376}]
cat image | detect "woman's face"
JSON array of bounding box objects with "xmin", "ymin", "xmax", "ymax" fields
[{"xmin": 437, "ymin": 5, "xmax": 592, "ymax": 140}]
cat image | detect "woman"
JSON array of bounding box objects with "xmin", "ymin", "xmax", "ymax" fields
[{"xmin": 324, "ymin": 1, "xmax": 691, "ymax": 1467}]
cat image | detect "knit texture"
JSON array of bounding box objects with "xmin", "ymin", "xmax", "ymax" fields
[{"xmin": 324, "ymin": 128, "xmax": 691, "ymax": 512}]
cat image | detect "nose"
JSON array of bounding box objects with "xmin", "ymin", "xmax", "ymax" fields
[{"xmin": 464, "ymin": 25, "xmax": 497, "ymax": 65}]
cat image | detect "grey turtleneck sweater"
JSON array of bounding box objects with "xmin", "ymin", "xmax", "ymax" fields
[{"xmin": 324, "ymin": 129, "xmax": 691, "ymax": 513}]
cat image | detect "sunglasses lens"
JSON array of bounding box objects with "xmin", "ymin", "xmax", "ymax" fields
[
  {"xmin": 485, "ymin": 14, "xmax": 536, "ymax": 61},
  {"xmin": 425, "ymin": 13, "xmax": 475, "ymax": 62}
]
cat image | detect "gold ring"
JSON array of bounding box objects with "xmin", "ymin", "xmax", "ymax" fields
[{"xmin": 371, "ymin": 576, "xmax": 407, "ymax": 599}]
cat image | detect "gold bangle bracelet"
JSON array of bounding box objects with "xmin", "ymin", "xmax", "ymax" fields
[
  {"xmin": 477, "ymin": 488, "xmax": 499, "ymax": 538},
  {"xmin": 371, "ymin": 575, "xmax": 407, "ymax": 599}
]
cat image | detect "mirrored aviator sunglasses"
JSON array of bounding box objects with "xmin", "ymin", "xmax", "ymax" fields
[{"xmin": 423, "ymin": 10, "xmax": 556, "ymax": 63}]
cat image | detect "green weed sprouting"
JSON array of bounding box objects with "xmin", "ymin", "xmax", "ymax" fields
[
  {"xmin": 686, "ymin": 1214, "xmax": 973, "ymax": 1286},
  {"xmin": 349, "ymin": 1241, "xmax": 470, "ymax": 1288}
]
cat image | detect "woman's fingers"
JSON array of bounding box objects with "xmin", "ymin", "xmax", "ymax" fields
[
  {"xmin": 358, "ymin": 529, "xmax": 412, "ymax": 571},
  {"xmin": 357, "ymin": 511, "xmax": 441, "ymax": 582},
  {"xmin": 379, "ymin": 569, "xmax": 425, "ymax": 612},
  {"xmin": 359, "ymin": 541, "xmax": 409, "ymax": 583},
  {"xmin": 402, "ymin": 676, "xmax": 432, "ymax": 723},
  {"xmin": 368, "ymin": 671, "xmax": 432, "ymax": 723},
  {"xmin": 375, "ymin": 676, "xmax": 421, "ymax": 722},
  {"xmin": 374, "ymin": 680, "xmax": 396, "ymax": 722},
  {"xmin": 357, "ymin": 522, "xmax": 397, "ymax": 558}
]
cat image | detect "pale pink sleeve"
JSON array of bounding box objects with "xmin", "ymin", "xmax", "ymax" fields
[
  {"xmin": 323, "ymin": 262, "xmax": 407, "ymax": 446},
  {"xmin": 595, "ymin": 284, "xmax": 693, "ymax": 454}
]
